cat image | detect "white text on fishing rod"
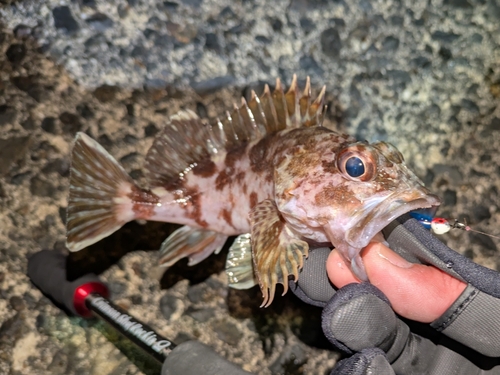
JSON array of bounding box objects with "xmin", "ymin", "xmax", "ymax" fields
[{"xmin": 91, "ymin": 296, "xmax": 172, "ymax": 353}]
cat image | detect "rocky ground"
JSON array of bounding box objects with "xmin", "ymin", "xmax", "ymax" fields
[{"xmin": 0, "ymin": 0, "xmax": 499, "ymax": 374}]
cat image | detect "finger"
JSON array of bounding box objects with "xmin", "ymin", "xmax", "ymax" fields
[{"xmin": 326, "ymin": 243, "xmax": 467, "ymax": 323}]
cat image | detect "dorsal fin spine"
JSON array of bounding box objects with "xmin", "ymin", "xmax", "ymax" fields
[
  {"xmin": 261, "ymin": 84, "xmax": 279, "ymax": 132},
  {"xmin": 299, "ymin": 76, "xmax": 312, "ymax": 119},
  {"xmin": 285, "ymin": 74, "xmax": 300, "ymax": 128},
  {"xmin": 247, "ymin": 90, "xmax": 268, "ymax": 135},
  {"xmin": 272, "ymin": 78, "xmax": 288, "ymax": 128}
]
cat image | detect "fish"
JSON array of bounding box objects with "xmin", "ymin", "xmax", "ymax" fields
[{"xmin": 65, "ymin": 75, "xmax": 440, "ymax": 307}]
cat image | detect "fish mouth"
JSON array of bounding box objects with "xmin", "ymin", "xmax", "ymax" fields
[{"xmin": 345, "ymin": 190, "xmax": 441, "ymax": 249}]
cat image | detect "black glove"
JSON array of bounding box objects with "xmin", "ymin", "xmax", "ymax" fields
[{"xmin": 290, "ymin": 215, "xmax": 500, "ymax": 375}]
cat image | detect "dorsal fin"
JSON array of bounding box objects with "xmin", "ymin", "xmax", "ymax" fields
[
  {"xmin": 144, "ymin": 76, "xmax": 327, "ymax": 188},
  {"xmin": 144, "ymin": 110, "xmax": 217, "ymax": 187}
]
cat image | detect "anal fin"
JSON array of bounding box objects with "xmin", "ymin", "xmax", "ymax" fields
[
  {"xmin": 158, "ymin": 226, "xmax": 228, "ymax": 267},
  {"xmin": 225, "ymin": 233, "xmax": 257, "ymax": 290},
  {"xmin": 250, "ymin": 200, "xmax": 309, "ymax": 307}
]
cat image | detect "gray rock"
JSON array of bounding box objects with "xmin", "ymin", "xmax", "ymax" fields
[
  {"xmin": 431, "ymin": 30, "xmax": 460, "ymax": 43},
  {"xmin": 210, "ymin": 319, "xmax": 243, "ymax": 346},
  {"xmin": 0, "ymin": 135, "xmax": 31, "ymax": 176},
  {"xmin": 439, "ymin": 46, "xmax": 452, "ymax": 60},
  {"xmin": 187, "ymin": 283, "xmax": 208, "ymax": 303},
  {"xmin": 47, "ymin": 350, "xmax": 69, "ymax": 375},
  {"xmin": 460, "ymin": 99, "xmax": 479, "ymax": 113},
  {"xmin": 382, "ymin": 35, "xmax": 399, "ymax": 51},
  {"xmin": 472, "ymin": 205, "xmax": 491, "ymax": 223},
  {"xmin": 191, "ymin": 75, "xmax": 235, "ymax": 95},
  {"xmin": 488, "ymin": 117, "xmax": 500, "ymax": 131},
  {"xmin": 204, "ymin": 32, "xmax": 222, "ymax": 52},
  {"xmin": 159, "ymin": 293, "xmax": 180, "ymax": 319},
  {"xmin": 390, "ymin": 15, "xmax": 404, "ymax": 26},
  {"xmin": 0, "ymin": 312, "xmax": 30, "ymax": 351},
  {"xmin": 119, "ymin": 152, "xmax": 139, "ymax": 167},
  {"xmin": 269, "ymin": 344, "xmax": 307, "ymax": 374},
  {"xmin": 144, "ymin": 123, "xmax": 159, "ymax": 137},
  {"xmin": 6, "ymin": 43, "xmax": 26, "ymax": 64},
  {"xmin": 432, "ymin": 164, "xmax": 463, "ymax": 185},
  {"xmin": 13, "ymin": 24, "xmax": 32, "ymax": 39},
  {"xmin": 443, "ymin": 0, "xmax": 472, "ymax": 8},
  {"xmin": 443, "ymin": 189, "xmax": 457, "ymax": 206},
  {"xmin": 386, "ymin": 70, "xmax": 411, "ymax": 84},
  {"xmin": 10, "ymin": 171, "xmax": 31, "ymax": 185},
  {"xmin": 30, "ymin": 176, "xmax": 56, "ymax": 197},
  {"xmin": 186, "ymin": 307, "xmax": 215, "ymax": 322},
  {"xmin": 59, "ymin": 112, "xmax": 82, "ymax": 134},
  {"xmin": 41, "ymin": 117, "xmax": 59, "ymax": 134},
  {"xmin": 42, "ymin": 158, "xmax": 70, "ymax": 177},
  {"xmin": 299, "ymin": 17, "xmax": 315, "ymax": 35},
  {"xmin": 11, "ymin": 75, "xmax": 46, "ymax": 102},
  {"xmin": 320, "ymin": 27, "xmax": 342, "ymax": 58},
  {"xmin": 93, "ymin": 85, "xmax": 120, "ymax": 103},
  {"xmin": 411, "ymin": 56, "xmax": 431, "ymax": 69},
  {"xmin": 299, "ymin": 55, "xmax": 324, "ymax": 76},
  {"xmin": 52, "ymin": 6, "xmax": 80, "ymax": 34},
  {"xmin": 108, "ymin": 281, "xmax": 128, "ymax": 296},
  {"xmin": 86, "ymin": 13, "xmax": 114, "ymax": 32},
  {"xmin": 0, "ymin": 104, "xmax": 18, "ymax": 126},
  {"xmin": 9, "ymin": 296, "xmax": 26, "ymax": 311}
]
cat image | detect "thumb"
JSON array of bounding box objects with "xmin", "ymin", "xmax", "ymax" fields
[{"xmin": 327, "ymin": 242, "xmax": 467, "ymax": 323}]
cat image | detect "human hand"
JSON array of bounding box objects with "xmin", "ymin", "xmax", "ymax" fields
[
  {"xmin": 290, "ymin": 215, "xmax": 500, "ymax": 375},
  {"xmin": 327, "ymin": 242, "xmax": 466, "ymax": 323}
]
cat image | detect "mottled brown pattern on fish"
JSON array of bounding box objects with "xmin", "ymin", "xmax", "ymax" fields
[
  {"xmin": 164, "ymin": 177, "xmax": 185, "ymax": 192},
  {"xmin": 215, "ymin": 169, "xmax": 233, "ymax": 190},
  {"xmin": 225, "ymin": 144, "xmax": 248, "ymax": 168},
  {"xmin": 321, "ymin": 160, "xmax": 339, "ymax": 174},
  {"xmin": 249, "ymin": 134, "xmax": 276, "ymax": 180},
  {"xmin": 249, "ymin": 191, "xmax": 258, "ymax": 209},
  {"xmin": 314, "ymin": 184, "xmax": 359, "ymax": 207},
  {"xmin": 192, "ymin": 160, "xmax": 217, "ymax": 177},
  {"xmin": 128, "ymin": 186, "xmax": 160, "ymax": 219},
  {"xmin": 286, "ymin": 149, "xmax": 323, "ymax": 179},
  {"xmin": 220, "ymin": 208, "xmax": 234, "ymax": 227},
  {"xmin": 183, "ymin": 186, "xmax": 208, "ymax": 228},
  {"xmin": 234, "ymin": 171, "xmax": 245, "ymax": 184}
]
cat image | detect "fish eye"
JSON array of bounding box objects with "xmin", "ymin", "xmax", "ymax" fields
[
  {"xmin": 345, "ymin": 156, "xmax": 365, "ymax": 177},
  {"xmin": 337, "ymin": 145, "xmax": 377, "ymax": 182}
]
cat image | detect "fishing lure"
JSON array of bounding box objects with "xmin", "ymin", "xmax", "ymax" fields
[{"xmin": 410, "ymin": 210, "xmax": 500, "ymax": 239}]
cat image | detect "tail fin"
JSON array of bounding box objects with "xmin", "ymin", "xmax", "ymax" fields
[{"xmin": 66, "ymin": 133, "xmax": 138, "ymax": 252}]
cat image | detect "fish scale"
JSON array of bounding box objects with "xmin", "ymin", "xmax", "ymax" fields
[{"xmin": 65, "ymin": 75, "xmax": 440, "ymax": 307}]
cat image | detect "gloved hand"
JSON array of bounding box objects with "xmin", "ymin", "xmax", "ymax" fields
[{"xmin": 290, "ymin": 214, "xmax": 500, "ymax": 375}]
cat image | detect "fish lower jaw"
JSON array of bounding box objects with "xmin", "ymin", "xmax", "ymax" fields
[{"xmin": 345, "ymin": 195, "xmax": 440, "ymax": 250}]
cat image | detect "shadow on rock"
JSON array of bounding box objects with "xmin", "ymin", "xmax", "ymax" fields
[{"xmin": 66, "ymin": 221, "xmax": 176, "ymax": 280}]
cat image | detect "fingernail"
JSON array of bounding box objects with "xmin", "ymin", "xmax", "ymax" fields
[{"xmin": 375, "ymin": 243, "xmax": 413, "ymax": 269}]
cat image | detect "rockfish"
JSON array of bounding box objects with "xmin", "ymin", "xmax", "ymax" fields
[{"xmin": 66, "ymin": 76, "xmax": 440, "ymax": 306}]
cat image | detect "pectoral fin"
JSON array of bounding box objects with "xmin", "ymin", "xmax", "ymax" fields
[
  {"xmin": 250, "ymin": 200, "xmax": 309, "ymax": 307},
  {"xmin": 158, "ymin": 225, "xmax": 228, "ymax": 267},
  {"xmin": 225, "ymin": 233, "xmax": 257, "ymax": 290}
]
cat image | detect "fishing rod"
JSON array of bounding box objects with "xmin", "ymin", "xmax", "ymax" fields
[{"xmin": 27, "ymin": 250, "xmax": 252, "ymax": 375}]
